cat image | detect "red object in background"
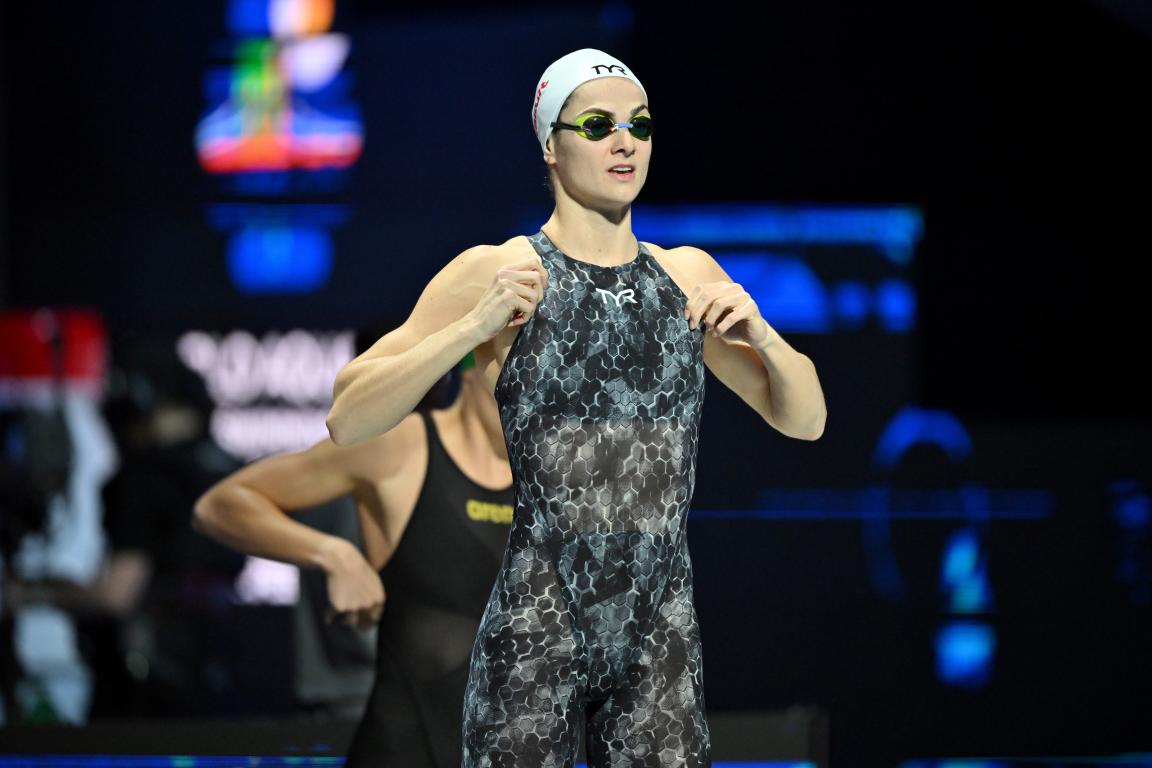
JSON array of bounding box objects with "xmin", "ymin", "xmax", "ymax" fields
[{"xmin": 0, "ymin": 308, "xmax": 108, "ymax": 383}]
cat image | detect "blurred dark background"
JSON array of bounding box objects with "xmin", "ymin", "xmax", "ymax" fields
[{"xmin": 1, "ymin": 1, "xmax": 1149, "ymax": 766}]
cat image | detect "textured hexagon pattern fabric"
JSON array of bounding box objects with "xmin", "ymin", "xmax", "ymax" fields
[{"xmin": 461, "ymin": 230, "xmax": 711, "ymax": 767}]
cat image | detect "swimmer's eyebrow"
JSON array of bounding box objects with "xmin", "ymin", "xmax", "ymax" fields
[{"xmin": 574, "ymin": 104, "xmax": 649, "ymax": 118}]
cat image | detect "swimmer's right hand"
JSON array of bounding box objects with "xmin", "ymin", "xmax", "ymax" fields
[
  {"xmin": 467, "ymin": 257, "xmax": 549, "ymax": 341},
  {"xmin": 323, "ymin": 541, "xmax": 386, "ymax": 630}
]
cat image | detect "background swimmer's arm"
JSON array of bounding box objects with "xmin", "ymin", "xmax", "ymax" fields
[
  {"xmin": 193, "ymin": 437, "xmax": 370, "ymax": 570},
  {"xmin": 327, "ymin": 244, "xmax": 547, "ymax": 446},
  {"xmin": 683, "ymin": 247, "xmax": 828, "ymax": 441},
  {"xmin": 193, "ymin": 436, "xmax": 392, "ymax": 625}
]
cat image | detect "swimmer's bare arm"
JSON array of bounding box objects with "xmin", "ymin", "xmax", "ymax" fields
[
  {"xmin": 682, "ymin": 247, "xmax": 827, "ymax": 440},
  {"xmin": 326, "ymin": 245, "xmax": 547, "ymax": 446},
  {"xmin": 193, "ymin": 436, "xmax": 390, "ymax": 626}
]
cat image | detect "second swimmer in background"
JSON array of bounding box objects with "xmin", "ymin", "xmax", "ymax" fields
[{"xmin": 194, "ymin": 347, "xmax": 514, "ymax": 768}]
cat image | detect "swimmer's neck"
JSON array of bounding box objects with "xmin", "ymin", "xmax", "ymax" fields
[{"xmin": 541, "ymin": 203, "xmax": 638, "ymax": 266}]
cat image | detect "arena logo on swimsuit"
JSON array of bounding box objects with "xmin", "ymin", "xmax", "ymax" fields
[{"xmin": 466, "ymin": 500, "xmax": 514, "ymax": 524}]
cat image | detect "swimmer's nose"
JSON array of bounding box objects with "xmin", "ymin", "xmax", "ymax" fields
[{"xmin": 610, "ymin": 125, "xmax": 636, "ymax": 155}]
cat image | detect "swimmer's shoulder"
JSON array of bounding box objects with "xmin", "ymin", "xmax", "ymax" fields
[
  {"xmin": 640, "ymin": 240, "xmax": 723, "ymax": 294},
  {"xmin": 448, "ymin": 236, "xmax": 542, "ymax": 280},
  {"xmin": 641, "ymin": 240, "xmax": 713, "ymax": 271},
  {"xmin": 498, "ymin": 234, "xmax": 544, "ymax": 264}
]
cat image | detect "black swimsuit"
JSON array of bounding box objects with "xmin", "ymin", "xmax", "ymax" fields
[
  {"xmin": 461, "ymin": 230, "xmax": 711, "ymax": 767},
  {"xmin": 345, "ymin": 410, "xmax": 514, "ymax": 768}
]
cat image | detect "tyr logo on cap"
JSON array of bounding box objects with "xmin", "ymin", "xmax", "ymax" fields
[{"xmin": 591, "ymin": 64, "xmax": 627, "ymax": 75}]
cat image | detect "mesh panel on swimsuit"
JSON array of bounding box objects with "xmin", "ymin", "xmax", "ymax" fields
[{"xmin": 461, "ymin": 229, "xmax": 711, "ymax": 767}]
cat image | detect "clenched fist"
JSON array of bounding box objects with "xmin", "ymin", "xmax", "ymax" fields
[{"xmin": 324, "ymin": 545, "xmax": 386, "ymax": 630}]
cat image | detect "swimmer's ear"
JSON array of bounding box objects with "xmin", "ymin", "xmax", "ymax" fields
[{"xmin": 543, "ymin": 135, "xmax": 556, "ymax": 167}]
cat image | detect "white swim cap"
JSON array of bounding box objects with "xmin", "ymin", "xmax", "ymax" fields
[{"xmin": 531, "ymin": 48, "xmax": 648, "ymax": 153}]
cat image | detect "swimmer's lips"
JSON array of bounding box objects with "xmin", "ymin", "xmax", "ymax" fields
[{"xmin": 608, "ymin": 164, "xmax": 635, "ymax": 180}]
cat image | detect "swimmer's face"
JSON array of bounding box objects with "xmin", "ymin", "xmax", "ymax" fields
[{"xmin": 544, "ymin": 78, "xmax": 651, "ymax": 209}]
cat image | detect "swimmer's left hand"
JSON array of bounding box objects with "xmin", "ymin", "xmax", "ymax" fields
[{"xmin": 684, "ymin": 280, "xmax": 772, "ymax": 348}]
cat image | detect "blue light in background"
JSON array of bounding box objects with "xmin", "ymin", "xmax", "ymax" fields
[
  {"xmin": 937, "ymin": 525, "xmax": 995, "ymax": 688},
  {"xmin": 1109, "ymin": 479, "xmax": 1152, "ymax": 606},
  {"xmin": 832, "ymin": 280, "xmax": 870, "ymax": 329},
  {"xmin": 876, "ymin": 277, "xmax": 916, "ymax": 332},
  {"xmin": 229, "ymin": 224, "xmax": 332, "ymax": 293},
  {"xmin": 941, "ymin": 528, "xmax": 992, "ymax": 613},
  {"xmin": 716, "ymin": 256, "xmax": 917, "ymax": 333},
  {"xmin": 873, "ymin": 406, "xmax": 973, "ymax": 471},
  {"xmin": 942, "ymin": 529, "xmax": 978, "ymax": 582},
  {"xmin": 717, "ymin": 253, "xmax": 830, "ymax": 333},
  {"xmin": 935, "ymin": 621, "xmax": 996, "ymax": 688},
  {"xmin": 208, "ymin": 204, "xmax": 348, "ymax": 294},
  {"xmin": 1112, "ymin": 480, "xmax": 1151, "ymax": 529},
  {"xmin": 629, "ymin": 204, "xmax": 923, "ymax": 265},
  {"xmin": 227, "ymin": 0, "xmax": 271, "ymax": 36}
]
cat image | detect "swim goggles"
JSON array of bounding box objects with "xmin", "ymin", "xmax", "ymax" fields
[{"xmin": 550, "ymin": 113, "xmax": 653, "ymax": 141}]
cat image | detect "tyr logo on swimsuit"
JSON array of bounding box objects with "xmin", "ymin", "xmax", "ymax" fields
[{"xmin": 595, "ymin": 287, "xmax": 637, "ymax": 308}]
